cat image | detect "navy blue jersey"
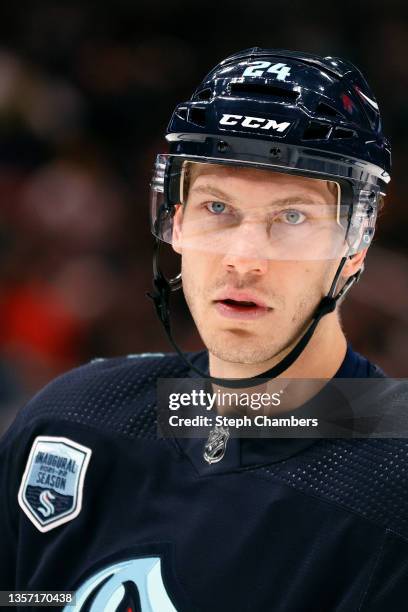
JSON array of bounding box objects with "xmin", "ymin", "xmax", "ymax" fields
[{"xmin": 1, "ymin": 346, "xmax": 408, "ymax": 611}]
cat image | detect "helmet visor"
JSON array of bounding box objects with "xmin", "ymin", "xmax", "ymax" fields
[{"xmin": 150, "ymin": 155, "xmax": 375, "ymax": 261}]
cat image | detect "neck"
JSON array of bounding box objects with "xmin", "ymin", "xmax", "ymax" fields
[{"xmin": 208, "ymin": 312, "xmax": 347, "ymax": 381}]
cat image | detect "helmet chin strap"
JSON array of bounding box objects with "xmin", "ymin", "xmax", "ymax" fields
[{"xmin": 146, "ymin": 240, "xmax": 364, "ymax": 389}]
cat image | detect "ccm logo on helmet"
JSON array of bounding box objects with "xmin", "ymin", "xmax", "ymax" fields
[{"xmin": 219, "ymin": 114, "xmax": 291, "ymax": 133}]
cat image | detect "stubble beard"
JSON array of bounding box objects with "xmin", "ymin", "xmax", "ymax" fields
[
  {"xmin": 203, "ymin": 296, "xmax": 317, "ymax": 365},
  {"xmin": 184, "ymin": 277, "xmax": 322, "ymax": 366}
]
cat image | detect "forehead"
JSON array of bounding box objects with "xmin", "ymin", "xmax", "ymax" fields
[{"xmin": 185, "ymin": 162, "xmax": 337, "ymax": 202}]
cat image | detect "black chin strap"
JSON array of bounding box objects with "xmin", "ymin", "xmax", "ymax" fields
[{"xmin": 146, "ymin": 240, "xmax": 363, "ymax": 389}]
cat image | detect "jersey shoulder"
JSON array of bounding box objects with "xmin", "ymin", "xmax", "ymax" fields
[
  {"xmin": 261, "ymin": 435, "xmax": 408, "ymax": 541},
  {"xmin": 1, "ymin": 351, "xmax": 205, "ymax": 445}
]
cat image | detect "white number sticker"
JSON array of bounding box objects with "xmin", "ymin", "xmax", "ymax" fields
[
  {"xmin": 242, "ymin": 61, "xmax": 291, "ymax": 82},
  {"xmin": 242, "ymin": 61, "xmax": 272, "ymax": 78},
  {"xmin": 266, "ymin": 62, "xmax": 292, "ymax": 81}
]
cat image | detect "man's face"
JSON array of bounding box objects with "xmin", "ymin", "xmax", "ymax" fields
[{"xmin": 172, "ymin": 163, "xmax": 343, "ymax": 365}]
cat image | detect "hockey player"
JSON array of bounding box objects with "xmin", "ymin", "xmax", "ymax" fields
[{"xmin": 1, "ymin": 48, "xmax": 407, "ymax": 611}]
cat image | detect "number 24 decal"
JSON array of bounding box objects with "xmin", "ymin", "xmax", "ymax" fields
[{"xmin": 242, "ymin": 61, "xmax": 291, "ymax": 82}]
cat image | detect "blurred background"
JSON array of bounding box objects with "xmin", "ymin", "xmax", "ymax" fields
[{"xmin": 0, "ymin": 0, "xmax": 407, "ymax": 434}]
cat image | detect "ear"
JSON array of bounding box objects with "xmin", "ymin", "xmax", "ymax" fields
[
  {"xmin": 171, "ymin": 204, "xmax": 184, "ymax": 255},
  {"xmin": 341, "ymin": 248, "xmax": 368, "ymax": 279}
]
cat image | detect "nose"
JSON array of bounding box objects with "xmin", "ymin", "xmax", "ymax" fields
[{"xmin": 221, "ymin": 221, "xmax": 268, "ymax": 275}]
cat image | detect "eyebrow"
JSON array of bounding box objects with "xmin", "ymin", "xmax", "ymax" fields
[{"xmin": 189, "ymin": 183, "xmax": 332, "ymax": 206}]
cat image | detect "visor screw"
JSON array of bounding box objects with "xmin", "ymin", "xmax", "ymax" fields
[
  {"xmin": 269, "ymin": 147, "xmax": 281, "ymax": 159},
  {"xmin": 217, "ymin": 140, "xmax": 229, "ymax": 153}
]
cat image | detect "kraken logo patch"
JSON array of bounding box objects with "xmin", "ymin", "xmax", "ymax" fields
[{"xmin": 18, "ymin": 436, "xmax": 92, "ymax": 532}]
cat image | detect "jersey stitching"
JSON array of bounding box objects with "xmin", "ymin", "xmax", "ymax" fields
[{"xmin": 357, "ymin": 528, "xmax": 388, "ymax": 612}]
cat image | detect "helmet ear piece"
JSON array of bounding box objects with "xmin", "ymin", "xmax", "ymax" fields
[
  {"xmin": 350, "ymin": 227, "xmax": 375, "ymax": 254},
  {"xmin": 345, "ymin": 191, "xmax": 378, "ymax": 256},
  {"xmin": 362, "ymin": 228, "xmax": 375, "ymax": 246}
]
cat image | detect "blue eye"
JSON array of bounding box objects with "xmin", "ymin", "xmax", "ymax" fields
[
  {"xmin": 281, "ymin": 210, "xmax": 306, "ymax": 225},
  {"xmin": 207, "ymin": 201, "xmax": 226, "ymax": 214}
]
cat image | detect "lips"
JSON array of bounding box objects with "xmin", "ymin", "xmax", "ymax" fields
[
  {"xmin": 214, "ymin": 291, "xmax": 269, "ymax": 309},
  {"xmin": 213, "ymin": 290, "xmax": 271, "ymax": 320},
  {"xmin": 223, "ymin": 299, "xmax": 258, "ymax": 307}
]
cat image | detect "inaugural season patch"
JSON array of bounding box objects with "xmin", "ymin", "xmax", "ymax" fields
[{"xmin": 18, "ymin": 436, "xmax": 92, "ymax": 533}]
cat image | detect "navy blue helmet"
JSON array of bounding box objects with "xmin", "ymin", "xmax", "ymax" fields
[{"xmin": 166, "ymin": 47, "xmax": 390, "ymax": 184}]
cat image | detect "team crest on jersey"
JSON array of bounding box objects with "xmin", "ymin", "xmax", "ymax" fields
[
  {"xmin": 64, "ymin": 557, "xmax": 177, "ymax": 612},
  {"xmin": 18, "ymin": 436, "xmax": 92, "ymax": 533}
]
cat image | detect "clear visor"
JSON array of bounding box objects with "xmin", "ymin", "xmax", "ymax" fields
[{"xmin": 150, "ymin": 156, "xmax": 376, "ymax": 261}]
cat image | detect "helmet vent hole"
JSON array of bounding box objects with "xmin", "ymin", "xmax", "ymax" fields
[
  {"xmin": 302, "ymin": 121, "xmax": 332, "ymax": 140},
  {"xmin": 269, "ymin": 148, "xmax": 281, "ymax": 159},
  {"xmin": 195, "ymin": 88, "xmax": 212, "ymax": 101},
  {"xmin": 217, "ymin": 141, "xmax": 229, "ymax": 153},
  {"xmin": 229, "ymin": 82, "xmax": 299, "ymax": 102},
  {"xmin": 175, "ymin": 107, "xmax": 188, "ymax": 120},
  {"xmin": 332, "ymin": 127, "xmax": 356, "ymax": 139},
  {"xmin": 189, "ymin": 107, "xmax": 207, "ymax": 127},
  {"xmin": 316, "ymin": 102, "xmax": 342, "ymax": 118}
]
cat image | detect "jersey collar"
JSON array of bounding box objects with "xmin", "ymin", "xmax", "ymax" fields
[{"xmin": 173, "ymin": 345, "xmax": 374, "ymax": 474}]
